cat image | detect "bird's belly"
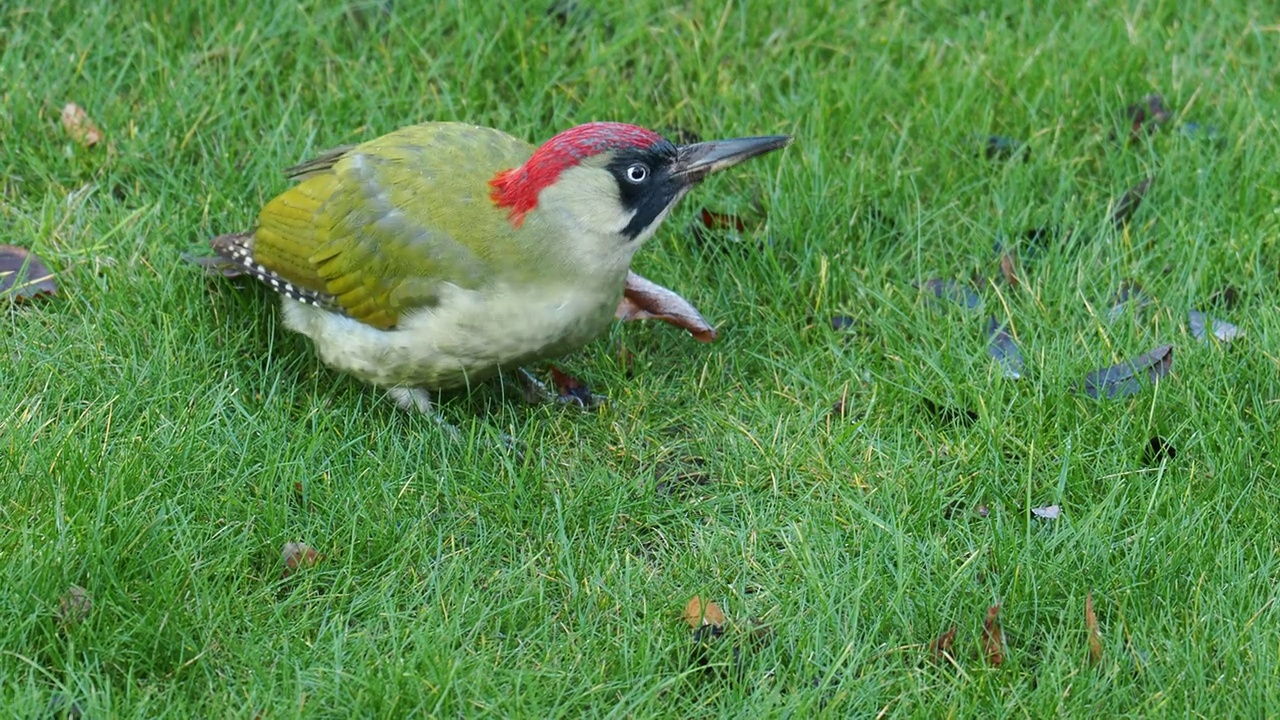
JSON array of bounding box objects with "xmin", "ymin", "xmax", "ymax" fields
[{"xmin": 280, "ymin": 283, "xmax": 622, "ymax": 390}]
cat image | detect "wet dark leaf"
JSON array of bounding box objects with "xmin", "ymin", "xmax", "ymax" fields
[
  {"xmin": 1122, "ymin": 94, "xmax": 1171, "ymax": 141},
  {"xmin": 1207, "ymin": 286, "xmax": 1240, "ymax": 310},
  {"xmin": 929, "ymin": 626, "xmax": 957, "ymax": 662},
  {"xmin": 655, "ymin": 456, "xmax": 711, "ymax": 496},
  {"xmin": 281, "ymin": 542, "xmax": 321, "ymax": 578},
  {"xmin": 45, "ymin": 693, "xmax": 86, "ymax": 720},
  {"xmin": 918, "ymin": 278, "xmax": 981, "ymax": 310},
  {"xmin": 61, "ymin": 102, "xmax": 104, "ymax": 147},
  {"xmin": 981, "ymin": 135, "xmax": 1028, "ymax": 161},
  {"xmin": 1080, "ymin": 344, "xmax": 1174, "ymax": 399},
  {"xmin": 549, "ymin": 365, "xmax": 600, "ymax": 408},
  {"xmin": 1143, "ymin": 436, "xmax": 1177, "ymax": 465},
  {"xmin": 0, "ymin": 245, "xmax": 57, "ymax": 301},
  {"xmin": 1111, "ymin": 177, "xmax": 1153, "ymax": 229},
  {"xmin": 982, "ymin": 604, "xmax": 1005, "ymax": 666},
  {"xmin": 986, "ymin": 317, "xmax": 1024, "ymax": 380},
  {"xmin": 615, "ymin": 271, "xmax": 717, "ymax": 342},
  {"xmin": 829, "ymin": 315, "xmax": 856, "ymax": 331},
  {"xmin": 1107, "ymin": 280, "xmax": 1152, "ymax": 323},
  {"xmin": 57, "ymin": 585, "xmax": 92, "ymax": 628},
  {"xmin": 1189, "ymin": 310, "xmax": 1240, "ymax": 343},
  {"xmin": 998, "ymin": 252, "xmax": 1020, "ymax": 287},
  {"xmin": 1086, "ymin": 592, "xmax": 1103, "ymax": 665},
  {"xmin": 1031, "ymin": 504, "xmax": 1061, "ymax": 520},
  {"xmin": 1178, "ymin": 122, "xmax": 1224, "ymax": 147},
  {"xmin": 921, "ymin": 398, "xmax": 977, "ymax": 427}
]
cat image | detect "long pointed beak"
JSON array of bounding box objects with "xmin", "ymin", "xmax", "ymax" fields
[{"xmin": 671, "ymin": 135, "xmax": 792, "ymax": 183}]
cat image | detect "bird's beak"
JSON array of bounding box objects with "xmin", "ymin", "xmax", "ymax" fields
[{"xmin": 671, "ymin": 135, "xmax": 792, "ymax": 183}]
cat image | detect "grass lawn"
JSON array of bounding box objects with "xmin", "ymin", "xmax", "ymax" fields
[{"xmin": 3, "ymin": 0, "xmax": 1279, "ymax": 716}]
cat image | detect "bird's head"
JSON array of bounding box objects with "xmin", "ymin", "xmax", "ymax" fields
[{"xmin": 490, "ymin": 122, "xmax": 790, "ymax": 247}]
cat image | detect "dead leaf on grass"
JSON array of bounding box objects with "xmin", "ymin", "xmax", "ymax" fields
[
  {"xmin": 1188, "ymin": 310, "xmax": 1240, "ymax": 343},
  {"xmin": 1122, "ymin": 94, "xmax": 1171, "ymax": 141},
  {"xmin": 0, "ymin": 245, "xmax": 57, "ymax": 301},
  {"xmin": 1107, "ymin": 280, "xmax": 1152, "ymax": 323},
  {"xmin": 1086, "ymin": 592, "xmax": 1103, "ymax": 665},
  {"xmin": 1143, "ymin": 436, "xmax": 1177, "ymax": 466},
  {"xmin": 683, "ymin": 595, "xmax": 726, "ymax": 629},
  {"xmin": 615, "ymin": 271, "xmax": 717, "ymax": 342},
  {"xmin": 1031, "ymin": 504, "xmax": 1061, "ymax": 520},
  {"xmin": 1079, "ymin": 345, "xmax": 1173, "ymax": 399},
  {"xmin": 281, "ymin": 542, "xmax": 321, "ymax": 577},
  {"xmin": 986, "ymin": 317, "xmax": 1024, "ymax": 380},
  {"xmin": 1111, "ymin": 177, "xmax": 1154, "ymax": 229},
  {"xmin": 982, "ymin": 603, "xmax": 1004, "ymax": 666},
  {"xmin": 928, "ymin": 625, "xmax": 957, "ymax": 662},
  {"xmin": 57, "ymin": 585, "xmax": 92, "ymax": 627},
  {"xmin": 998, "ymin": 252, "xmax": 1020, "ymax": 287},
  {"xmin": 917, "ymin": 278, "xmax": 981, "ymax": 310},
  {"xmin": 61, "ymin": 102, "xmax": 104, "ymax": 147}
]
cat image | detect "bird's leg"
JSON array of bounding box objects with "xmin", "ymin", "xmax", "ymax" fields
[
  {"xmin": 385, "ymin": 386, "xmax": 460, "ymax": 438},
  {"xmin": 515, "ymin": 367, "xmax": 556, "ymax": 405}
]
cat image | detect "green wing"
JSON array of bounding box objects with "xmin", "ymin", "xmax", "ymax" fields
[{"xmin": 250, "ymin": 122, "xmax": 534, "ymax": 329}]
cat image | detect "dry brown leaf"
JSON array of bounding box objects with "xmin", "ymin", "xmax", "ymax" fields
[
  {"xmin": 928, "ymin": 625, "xmax": 956, "ymax": 662},
  {"xmin": 1086, "ymin": 592, "xmax": 1103, "ymax": 665},
  {"xmin": 281, "ymin": 541, "xmax": 321, "ymax": 577},
  {"xmin": 61, "ymin": 102, "xmax": 104, "ymax": 147},
  {"xmin": 615, "ymin": 271, "xmax": 717, "ymax": 342},
  {"xmin": 999, "ymin": 252, "xmax": 1020, "ymax": 288},
  {"xmin": 57, "ymin": 585, "xmax": 92, "ymax": 627},
  {"xmin": 0, "ymin": 245, "xmax": 57, "ymax": 301},
  {"xmin": 682, "ymin": 595, "xmax": 726, "ymax": 629},
  {"xmin": 982, "ymin": 603, "xmax": 1004, "ymax": 666}
]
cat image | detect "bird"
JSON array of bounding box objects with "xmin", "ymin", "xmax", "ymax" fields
[{"xmin": 204, "ymin": 121, "xmax": 790, "ymax": 422}]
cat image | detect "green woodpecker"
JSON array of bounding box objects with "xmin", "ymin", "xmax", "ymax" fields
[{"xmin": 208, "ymin": 121, "xmax": 790, "ymax": 416}]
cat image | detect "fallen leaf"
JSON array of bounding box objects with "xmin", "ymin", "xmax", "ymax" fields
[
  {"xmin": 1080, "ymin": 345, "xmax": 1174, "ymax": 399},
  {"xmin": 929, "ymin": 625, "xmax": 957, "ymax": 662},
  {"xmin": 57, "ymin": 585, "xmax": 92, "ymax": 627},
  {"xmin": 615, "ymin": 271, "xmax": 717, "ymax": 342},
  {"xmin": 1122, "ymin": 94, "xmax": 1171, "ymax": 142},
  {"xmin": 1031, "ymin": 504, "xmax": 1061, "ymax": 520},
  {"xmin": 982, "ymin": 604, "xmax": 1004, "ymax": 666},
  {"xmin": 998, "ymin": 252, "xmax": 1020, "ymax": 287},
  {"xmin": 986, "ymin": 317, "xmax": 1024, "ymax": 380},
  {"xmin": 1086, "ymin": 592, "xmax": 1103, "ymax": 665},
  {"xmin": 829, "ymin": 315, "xmax": 856, "ymax": 331},
  {"xmin": 976, "ymin": 504, "xmax": 990, "ymax": 518},
  {"xmin": 1143, "ymin": 436, "xmax": 1177, "ymax": 465},
  {"xmin": 980, "ymin": 135, "xmax": 1028, "ymax": 161},
  {"xmin": 61, "ymin": 103, "xmax": 105, "ymax": 147},
  {"xmin": 0, "ymin": 245, "xmax": 57, "ymax": 301},
  {"xmin": 917, "ymin": 278, "xmax": 981, "ymax": 310},
  {"xmin": 1107, "ymin": 280, "xmax": 1152, "ymax": 323},
  {"xmin": 281, "ymin": 542, "xmax": 320, "ymax": 577},
  {"xmin": 1111, "ymin": 177, "xmax": 1154, "ymax": 229},
  {"xmin": 1177, "ymin": 121, "xmax": 1224, "ymax": 146},
  {"xmin": 1189, "ymin": 310, "xmax": 1240, "ymax": 343},
  {"xmin": 1207, "ymin": 285, "xmax": 1240, "ymax": 310},
  {"xmin": 654, "ymin": 456, "xmax": 711, "ymax": 496},
  {"xmin": 698, "ymin": 207, "xmax": 748, "ymax": 234},
  {"xmin": 921, "ymin": 397, "xmax": 977, "ymax": 427},
  {"xmin": 683, "ymin": 596, "xmax": 726, "ymax": 629}
]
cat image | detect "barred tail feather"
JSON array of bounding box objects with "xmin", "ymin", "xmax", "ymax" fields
[{"xmin": 207, "ymin": 232, "xmax": 341, "ymax": 312}]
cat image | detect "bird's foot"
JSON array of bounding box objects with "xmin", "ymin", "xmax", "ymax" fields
[
  {"xmin": 514, "ymin": 367, "xmax": 606, "ymax": 409},
  {"xmin": 386, "ymin": 386, "xmax": 461, "ymax": 439}
]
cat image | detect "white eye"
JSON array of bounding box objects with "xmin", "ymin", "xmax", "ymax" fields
[{"xmin": 625, "ymin": 163, "xmax": 649, "ymax": 184}]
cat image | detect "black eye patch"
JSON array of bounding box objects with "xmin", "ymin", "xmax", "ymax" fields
[{"xmin": 606, "ymin": 142, "xmax": 682, "ymax": 240}]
